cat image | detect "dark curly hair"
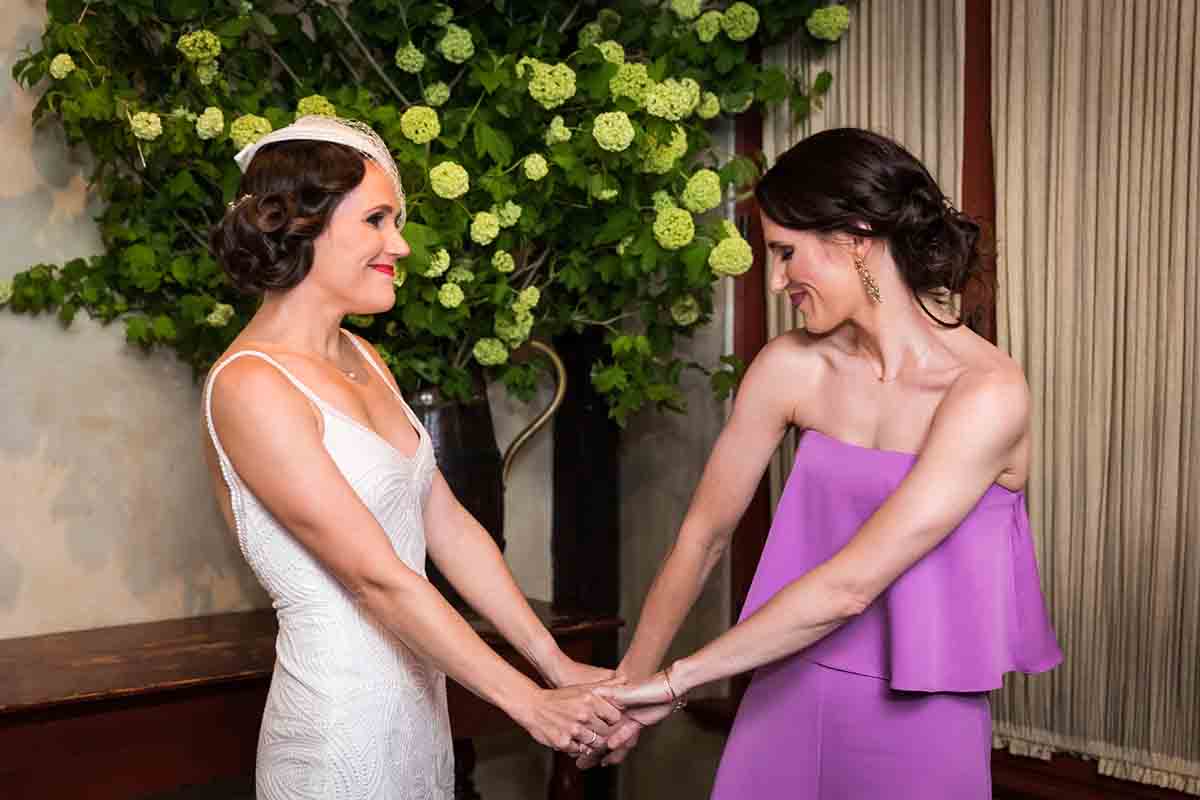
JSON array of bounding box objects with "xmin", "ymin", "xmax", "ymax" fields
[
  {"xmin": 755, "ymin": 127, "xmax": 983, "ymax": 327},
  {"xmin": 208, "ymin": 140, "xmax": 368, "ymax": 294}
]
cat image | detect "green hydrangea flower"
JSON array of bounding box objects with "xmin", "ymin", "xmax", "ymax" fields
[
  {"xmin": 496, "ymin": 201, "xmax": 522, "ymax": 228},
  {"xmin": 130, "ymin": 111, "xmax": 163, "ymax": 141},
  {"xmin": 545, "ymin": 115, "xmax": 573, "ymax": 145},
  {"xmin": 592, "ymin": 111, "xmax": 635, "ymax": 152},
  {"xmin": 447, "ymin": 266, "xmax": 475, "ymax": 284},
  {"xmin": 195, "ymin": 106, "xmax": 224, "ymax": 140},
  {"xmin": 423, "ymin": 81, "xmax": 450, "ymax": 107},
  {"xmin": 639, "ymin": 124, "xmax": 689, "ymax": 174},
  {"xmin": 195, "ymin": 59, "xmax": 219, "ymax": 86},
  {"xmin": 393, "ymin": 265, "xmax": 408, "ymax": 288},
  {"xmin": 515, "ymin": 55, "xmax": 540, "ymax": 79},
  {"xmin": 616, "ymin": 234, "xmax": 634, "ymax": 256},
  {"xmin": 438, "ymin": 24, "xmax": 474, "ymax": 64},
  {"xmin": 682, "ymin": 169, "xmax": 722, "ymax": 213},
  {"xmin": 596, "ymin": 188, "xmax": 618, "ymax": 201},
  {"xmin": 646, "ymin": 77, "xmax": 701, "ymax": 121},
  {"xmin": 528, "ymin": 62, "xmax": 577, "ymax": 110},
  {"xmin": 400, "ymin": 106, "xmax": 440, "ymax": 144},
  {"xmin": 296, "ymin": 94, "xmax": 336, "ymax": 119},
  {"xmin": 652, "ymin": 190, "xmax": 677, "ymax": 212},
  {"xmin": 697, "ymin": 91, "xmax": 721, "ymax": 120},
  {"xmin": 438, "ymin": 282, "xmax": 465, "ymax": 308},
  {"xmin": 430, "ymin": 4, "xmax": 453, "ymax": 26},
  {"xmin": 696, "ymin": 10, "xmax": 723, "ymax": 43},
  {"xmin": 473, "ymin": 338, "xmax": 509, "ymax": 366},
  {"xmin": 205, "ymin": 302, "xmax": 234, "ymax": 327},
  {"xmin": 230, "ymin": 114, "xmax": 272, "ymax": 150},
  {"xmin": 577, "ymin": 21, "xmax": 603, "ymax": 49},
  {"xmin": 670, "ymin": 0, "xmax": 702, "ymax": 20},
  {"xmin": 492, "ymin": 250, "xmax": 516, "ymax": 273},
  {"xmin": 721, "ymin": 2, "xmax": 760, "ymax": 41},
  {"xmin": 177, "ymin": 30, "xmax": 221, "ymax": 62},
  {"xmin": 709, "ymin": 235, "xmax": 754, "ymax": 276},
  {"xmin": 0, "ymin": 279, "xmax": 13, "ymax": 305},
  {"xmin": 49, "ymin": 53, "xmax": 75, "ymax": 80},
  {"xmin": 610, "ymin": 62, "xmax": 654, "ymax": 106},
  {"xmin": 595, "ymin": 40, "xmax": 625, "ymax": 65},
  {"xmin": 394, "ymin": 43, "xmax": 425, "ymax": 73},
  {"xmin": 597, "ymin": 9, "xmax": 622, "ymax": 32},
  {"xmin": 430, "ymin": 161, "xmax": 469, "ymax": 198},
  {"xmin": 807, "ymin": 5, "xmax": 851, "ymax": 41},
  {"xmin": 719, "ymin": 219, "xmax": 740, "ymax": 239},
  {"xmin": 524, "ymin": 153, "xmax": 549, "ymax": 181},
  {"xmin": 514, "ymin": 286, "xmax": 541, "ymax": 311},
  {"xmin": 426, "ymin": 248, "xmax": 451, "ymax": 277},
  {"xmin": 671, "ymin": 295, "xmax": 700, "ymax": 326},
  {"xmin": 653, "ymin": 207, "xmax": 695, "ymax": 250},
  {"xmin": 470, "ymin": 211, "xmax": 501, "ymax": 245},
  {"xmin": 171, "ymin": 107, "xmax": 198, "ymax": 122},
  {"xmin": 495, "ymin": 309, "xmax": 534, "ymax": 347}
]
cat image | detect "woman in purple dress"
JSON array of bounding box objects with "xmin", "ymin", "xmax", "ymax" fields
[{"xmin": 587, "ymin": 128, "xmax": 1062, "ymax": 798}]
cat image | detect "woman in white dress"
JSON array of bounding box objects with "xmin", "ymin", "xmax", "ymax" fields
[{"xmin": 201, "ymin": 116, "xmax": 622, "ymax": 799}]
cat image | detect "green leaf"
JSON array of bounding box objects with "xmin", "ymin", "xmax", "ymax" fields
[
  {"xmin": 756, "ymin": 67, "xmax": 791, "ymax": 105},
  {"xmin": 252, "ymin": 11, "xmax": 279, "ymax": 36},
  {"xmin": 812, "ymin": 70, "xmax": 833, "ymax": 96},
  {"xmin": 592, "ymin": 363, "xmax": 629, "ymax": 393},
  {"xmin": 473, "ymin": 120, "xmax": 514, "ymax": 167},
  {"xmin": 169, "ymin": 256, "xmax": 194, "ymax": 285},
  {"xmin": 152, "ymin": 314, "xmax": 177, "ymax": 341}
]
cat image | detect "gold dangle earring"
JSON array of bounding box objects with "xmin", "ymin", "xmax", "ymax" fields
[{"xmin": 853, "ymin": 254, "xmax": 882, "ymax": 304}]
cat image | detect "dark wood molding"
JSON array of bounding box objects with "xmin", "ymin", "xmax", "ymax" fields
[
  {"xmin": 961, "ymin": 0, "xmax": 999, "ymax": 343},
  {"xmin": 727, "ymin": 106, "xmax": 774, "ymax": 705},
  {"xmin": 551, "ymin": 329, "xmax": 621, "ymax": 621}
]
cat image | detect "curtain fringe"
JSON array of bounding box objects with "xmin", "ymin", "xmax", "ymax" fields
[{"xmin": 993, "ymin": 724, "xmax": 1200, "ymax": 796}]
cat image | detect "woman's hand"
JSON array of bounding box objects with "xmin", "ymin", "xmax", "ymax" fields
[
  {"xmin": 509, "ymin": 685, "xmax": 624, "ymax": 756},
  {"xmin": 574, "ymin": 699, "xmax": 676, "ymax": 769}
]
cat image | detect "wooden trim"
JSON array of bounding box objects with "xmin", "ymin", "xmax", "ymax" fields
[
  {"xmin": 727, "ymin": 107, "xmax": 773, "ymax": 704},
  {"xmin": 961, "ymin": 0, "xmax": 999, "ymax": 343}
]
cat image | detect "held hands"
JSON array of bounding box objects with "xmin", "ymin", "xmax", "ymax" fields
[
  {"xmin": 575, "ymin": 666, "xmax": 686, "ymax": 769},
  {"xmin": 513, "ymin": 683, "xmax": 623, "ymax": 758}
]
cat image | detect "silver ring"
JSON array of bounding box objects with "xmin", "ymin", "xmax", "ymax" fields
[{"xmin": 587, "ymin": 730, "xmax": 599, "ymax": 746}]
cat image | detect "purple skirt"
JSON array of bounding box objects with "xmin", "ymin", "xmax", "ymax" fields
[{"xmin": 710, "ymin": 658, "xmax": 992, "ymax": 799}]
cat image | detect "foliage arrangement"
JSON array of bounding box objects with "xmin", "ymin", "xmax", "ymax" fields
[{"xmin": 5, "ymin": 0, "xmax": 850, "ymax": 424}]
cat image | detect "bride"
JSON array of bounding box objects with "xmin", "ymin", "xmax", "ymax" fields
[{"xmin": 202, "ymin": 115, "xmax": 622, "ymax": 799}]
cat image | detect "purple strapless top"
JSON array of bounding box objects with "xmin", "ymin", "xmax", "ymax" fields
[{"xmin": 738, "ymin": 429, "xmax": 1063, "ymax": 693}]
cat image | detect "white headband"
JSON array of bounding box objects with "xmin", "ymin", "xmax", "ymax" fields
[{"xmin": 233, "ymin": 114, "xmax": 406, "ymax": 227}]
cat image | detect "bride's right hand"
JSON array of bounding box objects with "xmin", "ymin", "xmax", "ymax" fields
[{"xmin": 511, "ymin": 685, "xmax": 624, "ymax": 755}]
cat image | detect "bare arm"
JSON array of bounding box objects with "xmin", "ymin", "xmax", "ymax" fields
[
  {"xmin": 351, "ymin": 335, "xmax": 608, "ymax": 689},
  {"xmin": 208, "ymin": 358, "xmax": 619, "ymax": 752},
  {"xmin": 617, "ymin": 336, "xmax": 806, "ymax": 680},
  {"xmin": 604, "ymin": 370, "xmax": 1031, "ymax": 716},
  {"xmin": 423, "ymin": 473, "xmax": 609, "ymax": 687}
]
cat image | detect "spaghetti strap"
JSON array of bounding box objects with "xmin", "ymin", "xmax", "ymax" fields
[{"xmin": 202, "ymin": 350, "xmax": 326, "ymax": 463}]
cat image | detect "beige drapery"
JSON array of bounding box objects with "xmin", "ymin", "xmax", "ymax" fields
[
  {"xmin": 993, "ymin": 0, "xmax": 1200, "ymax": 792},
  {"xmin": 762, "ymin": 0, "xmax": 965, "ymax": 507}
]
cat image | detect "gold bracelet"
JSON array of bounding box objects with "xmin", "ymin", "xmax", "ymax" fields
[{"xmin": 663, "ymin": 664, "xmax": 687, "ymax": 711}]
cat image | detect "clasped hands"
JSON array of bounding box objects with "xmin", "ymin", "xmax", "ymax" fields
[{"xmin": 541, "ymin": 659, "xmax": 685, "ymax": 769}]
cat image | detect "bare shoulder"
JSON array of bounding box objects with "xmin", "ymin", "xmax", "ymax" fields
[
  {"xmin": 930, "ymin": 347, "xmax": 1031, "ymax": 465},
  {"xmin": 734, "ymin": 329, "xmax": 832, "ymax": 430},
  {"xmin": 207, "ymin": 352, "xmax": 320, "ymax": 435}
]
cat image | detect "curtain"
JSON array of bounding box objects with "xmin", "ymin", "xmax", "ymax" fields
[
  {"xmin": 992, "ymin": 0, "xmax": 1200, "ymax": 792},
  {"xmin": 762, "ymin": 0, "xmax": 965, "ymax": 507}
]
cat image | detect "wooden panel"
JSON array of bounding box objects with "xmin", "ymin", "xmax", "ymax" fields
[{"xmin": 961, "ymin": 0, "xmax": 999, "ymax": 342}]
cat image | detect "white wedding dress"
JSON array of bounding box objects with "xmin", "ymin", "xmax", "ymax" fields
[{"xmin": 204, "ymin": 334, "xmax": 454, "ymax": 800}]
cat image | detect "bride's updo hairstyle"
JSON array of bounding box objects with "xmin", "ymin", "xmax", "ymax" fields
[
  {"xmin": 209, "ymin": 115, "xmax": 406, "ymax": 295},
  {"xmin": 209, "ymin": 141, "xmax": 365, "ymax": 294},
  {"xmin": 755, "ymin": 127, "xmax": 983, "ymax": 326}
]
